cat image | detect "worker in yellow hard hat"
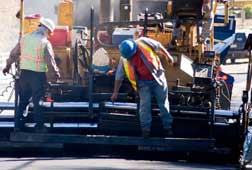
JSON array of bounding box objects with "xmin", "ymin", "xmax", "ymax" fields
[{"xmin": 2, "ymin": 17, "xmax": 60, "ymax": 133}]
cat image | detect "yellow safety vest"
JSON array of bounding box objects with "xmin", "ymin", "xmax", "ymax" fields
[
  {"xmin": 122, "ymin": 58, "xmax": 137, "ymax": 91},
  {"xmin": 20, "ymin": 33, "xmax": 48, "ymax": 72}
]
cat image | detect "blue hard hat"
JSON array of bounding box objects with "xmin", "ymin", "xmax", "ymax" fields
[{"xmin": 120, "ymin": 39, "xmax": 137, "ymax": 59}]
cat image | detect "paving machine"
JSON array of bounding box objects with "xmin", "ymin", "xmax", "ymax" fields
[{"xmin": 0, "ymin": 0, "xmax": 252, "ymax": 169}]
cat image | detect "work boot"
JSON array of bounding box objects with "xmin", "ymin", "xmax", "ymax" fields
[
  {"xmin": 163, "ymin": 128, "xmax": 173, "ymax": 137},
  {"xmin": 142, "ymin": 130, "xmax": 150, "ymax": 138},
  {"xmin": 14, "ymin": 127, "xmax": 22, "ymax": 132},
  {"xmin": 35, "ymin": 124, "xmax": 48, "ymax": 133},
  {"xmin": 14, "ymin": 120, "xmax": 26, "ymax": 132}
]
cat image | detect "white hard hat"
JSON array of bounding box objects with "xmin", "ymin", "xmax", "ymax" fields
[{"xmin": 40, "ymin": 17, "xmax": 55, "ymax": 32}]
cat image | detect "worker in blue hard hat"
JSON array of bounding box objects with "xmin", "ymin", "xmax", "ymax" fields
[
  {"xmin": 111, "ymin": 37, "xmax": 174, "ymax": 137},
  {"xmin": 2, "ymin": 17, "xmax": 60, "ymax": 133}
]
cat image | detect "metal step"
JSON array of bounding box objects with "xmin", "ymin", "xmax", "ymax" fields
[
  {"xmin": 10, "ymin": 132, "xmax": 215, "ymax": 152},
  {"xmin": 0, "ymin": 141, "xmax": 63, "ymax": 150},
  {"xmin": 0, "ymin": 102, "xmax": 14, "ymax": 110}
]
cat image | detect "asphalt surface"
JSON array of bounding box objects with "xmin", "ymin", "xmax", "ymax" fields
[
  {"xmin": 0, "ymin": 142, "xmax": 239, "ymax": 170},
  {"xmin": 0, "ymin": 157, "xmax": 238, "ymax": 170}
]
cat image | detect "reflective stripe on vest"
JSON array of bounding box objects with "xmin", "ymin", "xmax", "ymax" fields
[
  {"xmin": 136, "ymin": 39, "xmax": 161, "ymax": 70},
  {"xmin": 20, "ymin": 34, "xmax": 48, "ymax": 72},
  {"xmin": 122, "ymin": 58, "xmax": 137, "ymax": 91},
  {"xmin": 136, "ymin": 39, "xmax": 166, "ymax": 86}
]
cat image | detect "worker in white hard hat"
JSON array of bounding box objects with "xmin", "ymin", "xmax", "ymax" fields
[
  {"xmin": 2, "ymin": 17, "xmax": 60, "ymax": 133},
  {"xmin": 39, "ymin": 17, "xmax": 55, "ymax": 35},
  {"xmin": 201, "ymin": 0, "xmax": 214, "ymax": 44}
]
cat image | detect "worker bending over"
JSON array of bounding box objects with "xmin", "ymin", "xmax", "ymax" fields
[
  {"xmin": 2, "ymin": 18, "xmax": 60, "ymax": 133},
  {"xmin": 111, "ymin": 37, "xmax": 174, "ymax": 137}
]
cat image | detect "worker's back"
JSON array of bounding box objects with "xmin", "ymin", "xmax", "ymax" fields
[{"xmin": 20, "ymin": 29, "xmax": 49, "ymax": 72}]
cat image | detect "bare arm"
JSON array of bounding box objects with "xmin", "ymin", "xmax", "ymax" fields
[
  {"xmin": 6, "ymin": 43, "xmax": 20, "ymax": 67},
  {"xmin": 44, "ymin": 42, "xmax": 60, "ymax": 78},
  {"xmin": 111, "ymin": 59, "xmax": 125, "ymax": 102},
  {"xmin": 158, "ymin": 44, "xmax": 174, "ymax": 64},
  {"xmin": 3, "ymin": 43, "xmax": 20, "ymax": 75},
  {"xmin": 111, "ymin": 80, "xmax": 123, "ymax": 102}
]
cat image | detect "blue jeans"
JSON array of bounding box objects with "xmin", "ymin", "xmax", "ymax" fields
[{"xmin": 137, "ymin": 79, "xmax": 173, "ymax": 132}]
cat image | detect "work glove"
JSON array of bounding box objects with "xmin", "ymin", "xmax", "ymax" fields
[{"xmin": 2, "ymin": 65, "xmax": 10, "ymax": 76}]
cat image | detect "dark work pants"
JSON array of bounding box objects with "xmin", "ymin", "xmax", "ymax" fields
[{"xmin": 15, "ymin": 70, "xmax": 46, "ymax": 128}]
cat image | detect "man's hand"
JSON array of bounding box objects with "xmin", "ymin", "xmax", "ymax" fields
[
  {"xmin": 2, "ymin": 66, "xmax": 10, "ymax": 76},
  {"xmin": 111, "ymin": 92, "xmax": 118, "ymax": 102},
  {"xmin": 106, "ymin": 70, "xmax": 115, "ymax": 76},
  {"xmin": 55, "ymin": 72, "xmax": 61, "ymax": 80},
  {"xmin": 111, "ymin": 80, "xmax": 122, "ymax": 102}
]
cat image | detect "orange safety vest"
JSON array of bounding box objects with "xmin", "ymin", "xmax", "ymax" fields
[
  {"xmin": 136, "ymin": 39, "xmax": 161, "ymax": 71},
  {"xmin": 123, "ymin": 38, "xmax": 165, "ymax": 91}
]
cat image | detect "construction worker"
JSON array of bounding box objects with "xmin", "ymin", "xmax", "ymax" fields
[
  {"xmin": 170, "ymin": 19, "xmax": 183, "ymax": 49},
  {"xmin": 2, "ymin": 17, "xmax": 60, "ymax": 133},
  {"xmin": 201, "ymin": 0, "xmax": 214, "ymax": 42},
  {"xmin": 111, "ymin": 37, "xmax": 174, "ymax": 137}
]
